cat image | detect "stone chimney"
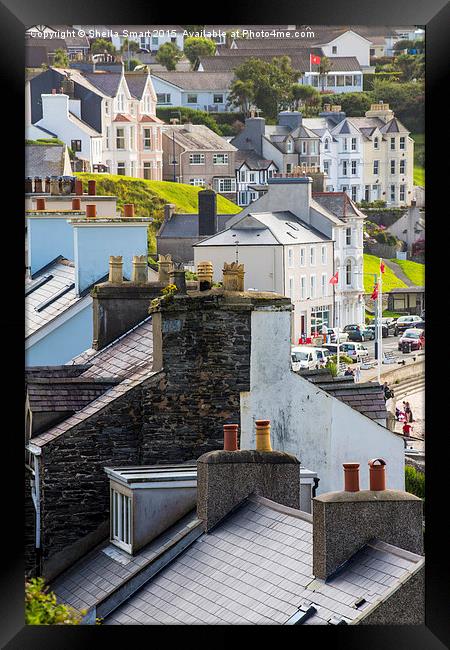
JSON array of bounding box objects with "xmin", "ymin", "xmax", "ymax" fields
[
  {"xmin": 131, "ymin": 255, "xmax": 148, "ymax": 284},
  {"xmin": 312, "ymin": 461, "xmax": 423, "ymax": 580},
  {"xmin": 198, "ymin": 189, "xmax": 217, "ymax": 237},
  {"xmin": 157, "ymin": 254, "xmax": 173, "ymax": 285},
  {"xmin": 222, "ymin": 262, "xmax": 245, "ymax": 291},
  {"xmin": 197, "ymin": 444, "xmax": 300, "ymax": 532},
  {"xmin": 169, "ymin": 265, "xmax": 187, "ymax": 295},
  {"xmin": 108, "ymin": 255, "xmax": 123, "ymax": 283},
  {"xmin": 365, "ymin": 102, "xmax": 394, "ymax": 123}
]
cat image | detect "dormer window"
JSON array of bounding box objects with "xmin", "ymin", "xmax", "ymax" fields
[{"xmin": 111, "ymin": 488, "xmax": 132, "ymax": 552}]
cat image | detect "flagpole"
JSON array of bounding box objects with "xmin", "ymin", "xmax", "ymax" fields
[{"xmin": 337, "ymin": 266, "xmax": 340, "ymax": 374}]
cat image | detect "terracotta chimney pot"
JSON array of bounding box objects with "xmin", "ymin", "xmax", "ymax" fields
[
  {"xmin": 343, "ymin": 463, "xmax": 360, "ymax": 492},
  {"xmin": 255, "ymin": 420, "xmax": 272, "ymax": 452},
  {"xmin": 368, "ymin": 458, "xmax": 387, "ymax": 491},
  {"xmin": 223, "ymin": 424, "xmax": 239, "ymax": 451},
  {"xmin": 123, "ymin": 203, "xmax": 135, "ymax": 217},
  {"xmin": 36, "ymin": 198, "xmax": 46, "ymax": 211},
  {"xmin": 74, "ymin": 179, "xmax": 83, "ymax": 195},
  {"xmin": 72, "ymin": 198, "xmax": 81, "ymax": 210},
  {"xmin": 86, "ymin": 204, "xmax": 96, "ymax": 219},
  {"xmin": 88, "ymin": 179, "xmax": 97, "ymax": 196}
]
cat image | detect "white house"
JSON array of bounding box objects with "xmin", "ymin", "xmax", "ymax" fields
[
  {"xmin": 151, "ymin": 71, "xmax": 235, "ymax": 113},
  {"xmin": 107, "ymin": 25, "xmax": 185, "ymax": 53},
  {"xmin": 235, "ymin": 150, "xmax": 278, "ymax": 207}
]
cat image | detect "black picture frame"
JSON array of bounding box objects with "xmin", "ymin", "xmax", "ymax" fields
[{"xmin": 2, "ymin": 0, "xmax": 448, "ymax": 646}]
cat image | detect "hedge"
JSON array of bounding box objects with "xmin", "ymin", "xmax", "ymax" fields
[{"xmin": 405, "ymin": 465, "xmax": 425, "ymax": 500}]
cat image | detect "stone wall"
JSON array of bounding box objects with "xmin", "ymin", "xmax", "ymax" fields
[{"xmin": 29, "ymin": 290, "xmax": 266, "ymax": 579}]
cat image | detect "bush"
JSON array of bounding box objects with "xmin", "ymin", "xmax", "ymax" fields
[
  {"xmin": 25, "ymin": 578, "xmax": 85, "ymax": 625},
  {"xmin": 156, "ymin": 106, "xmax": 221, "ymax": 134},
  {"xmin": 405, "ymin": 465, "xmax": 425, "ymax": 500}
]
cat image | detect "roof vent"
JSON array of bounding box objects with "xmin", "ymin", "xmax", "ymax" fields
[{"xmin": 328, "ymin": 615, "xmax": 348, "ymax": 625}]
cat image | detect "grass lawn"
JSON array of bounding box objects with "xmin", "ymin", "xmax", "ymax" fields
[
  {"xmin": 412, "ymin": 133, "xmax": 425, "ymax": 187},
  {"xmin": 390, "ymin": 258, "xmax": 425, "ymax": 286},
  {"xmin": 363, "ymin": 254, "xmax": 408, "ymax": 293},
  {"xmin": 365, "ymin": 310, "xmax": 404, "ymax": 321}
]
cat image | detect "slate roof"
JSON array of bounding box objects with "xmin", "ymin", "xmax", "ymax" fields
[
  {"xmin": 151, "ymin": 71, "xmax": 235, "ymax": 90},
  {"xmin": 313, "ymin": 192, "xmax": 364, "ymax": 220},
  {"xmin": 83, "ymin": 72, "xmax": 122, "ymax": 97},
  {"xmin": 199, "ymin": 54, "xmax": 361, "ymax": 74},
  {"xmin": 162, "ymin": 124, "xmax": 237, "ymax": 152},
  {"xmin": 25, "ymin": 258, "xmax": 82, "ymax": 339},
  {"xmin": 25, "ymin": 144, "xmax": 68, "ymax": 178},
  {"xmin": 230, "ymin": 27, "xmax": 374, "ymax": 48},
  {"xmin": 298, "ymin": 369, "xmax": 388, "ymax": 422},
  {"xmin": 26, "ymin": 376, "xmax": 118, "ymax": 412},
  {"xmin": 235, "ymin": 150, "xmax": 277, "ymax": 171},
  {"xmin": 68, "ymin": 111, "xmax": 102, "ymax": 136},
  {"xmin": 49, "ymin": 495, "xmax": 423, "ymax": 626},
  {"xmin": 158, "ymin": 214, "xmax": 233, "ymax": 239},
  {"xmin": 124, "ymin": 73, "xmax": 149, "ymax": 99},
  {"xmin": 195, "ymin": 211, "xmax": 329, "ymax": 247}
]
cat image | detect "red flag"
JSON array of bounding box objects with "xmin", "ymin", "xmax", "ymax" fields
[
  {"xmin": 380, "ymin": 260, "xmax": 385, "ymax": 274},
  {"xmin": 371, "ymin": 282, "xmax": 379, "ymax": 301},
  {"xmin": 310, "ymin": 54, "xmax": 321, "ymax": 65},
  {"xmin": 329, "ymin": 271, "xmax": 339, "ymax": 285}
]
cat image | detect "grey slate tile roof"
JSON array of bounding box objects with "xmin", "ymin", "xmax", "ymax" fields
[
  {"xmin": 151, "ymin": 71, "xmax": 235, "ymax": 90},
  {"xmin": 95, "ymin": 496, "xmax": 423, "ymax": 625},
  {"xmin": 158, "ymin": 213, "xmax": 233, "ymax": 239},
  {"xmin": 313, "ymin": 192, "xmax": 364, "ymax": 220},
  {"xmin": 162, "ymin": 124, "xmax": 237, "ymax": 152},
  {"xmin": 26, "ymin": 376, "xmax": 118, "ymax": 412},
  {"xmin": 124, "ymin": 73, "xmax": 149, "ymax": 99},
  {"xmin": 199, "ymin": 54, "xmax": 361, "ymax": 74},
  {"xmin": 25, "ymin": 258, "xmax": 83, "ymax": 339},
  {"xmin": 235, "ymin": 150, "xmax": 277, "ymax": 171},
  {"xmin": 25, "ymin": 144, "xmax": 68, "ymax": 178},
  {"xmin": 83, "ymin": 72, "xmax": 122, "ymax": 97}
]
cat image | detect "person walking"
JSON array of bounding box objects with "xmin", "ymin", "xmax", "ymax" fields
[
  {"xmin": 354, "ymin": 364, "xmax": 361, "ymax": 383},
  {"xmin": 402, "ymin": 420, "xmax": 413, "ymax": 437},
  {"xmin": 383, "ymin": 382, "xmax": 394, "ymax": 402},
  {"xmin": 405, "ymin": 401, "xmax": 414, "ymax": 423}
]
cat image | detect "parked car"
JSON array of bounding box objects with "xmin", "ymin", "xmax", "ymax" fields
[
  {"xmin": 381, "ymin": 318, "xmax": 395, "ymax": 335},
  {"xmin": 366, "ymin": 323, "xmax": 389, "ymax": 338},
  {"xmin": 340, "ymin": 342, "xmax": 369, "ymax": 361},
  {"xmin": 361, "ymin": 326, "xmax": 375, "ymax": 341},
  {"xmin": 398, "ymin": 329, "xmax": 425, "ymax": 352},
  {"xmin": 393, "ymin": 315, "xmax": 424, "ymax": 336},
  {"xmin": 326, "ymin": 327, "xmax": 349, "ymax": 343},
  {"xmin": 291, "ymin": 346, "xmax": 331, "ymax": 371},
  {"xmin": 343, "ymin": 324, "xmax": 368, "ymax": 342}
]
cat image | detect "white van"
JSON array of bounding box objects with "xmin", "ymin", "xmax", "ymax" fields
[
  {"xmin": 340, "ymin": 342, "xmax": 369, "ymax": 361},
  {"xmin": 291, "ymin": 346, "xmax": 331, "ymax": 371}
]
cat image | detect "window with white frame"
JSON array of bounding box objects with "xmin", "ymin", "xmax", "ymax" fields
[
  {"xmin": 400, "ymin": 136, "xmax": 406, "ymax": 150},
  {"xmin": 190, "ymin": 178, "xmax": 205, "ymax": 186},
  {"xmin": 111, "ymin": 488, "xmax": 131, "ymax": 551},
  {"xmin": 321, "ymin": 245, "xmax": 327, "ymax": 265},
  {"xmin": 129, "ymin": 126, "xmax": 134, "ymax": 149},
  {"xmin": 351, "ymin": 186, "xmax": 357, "ymax": 201},
  {"xmin": 300, "ymin": 247, "xmax": 305, "ymax": 266},
  {"xmin": 310, "ymin": 246, "xmax": 316, "ymax": 266},
  {"xmin": 143, "ymin": 128, "xmax": 152, "ymax": 149},
  {"xmin": 332, "ymin": 45, "xmax": 337, "ymax": 54},
  {"xmin": 300, "ymin": 275, "xmax": 306, "ymax": 300},
  {"xmin": 248, "ymin": 171, "xmax": 256, "ymax": 182},
  {"xmin": 106, "ymin": 126, "xmax": 110, "ymax": 149},
  {"xmin": 213, "ymin": 153, "xmax": 229, "ymax": 165},
  {"xmin": 323, "ymin": 160, "xmax": 330, "ymax": 175},
  {"xmin": 116, "ymin": 128, "xmax": 125, "ymax": 150},
  {"xmin": 189, "ymin": 153, "xmax": 205, "ymax": 164},
  {"xmin": 117, "ymin": 94, "xmax": 125, "ymax": 112},
  {"xmin": 156, "ymin": 93, "xmax": 171, "ymax": 104},
  {"xmin": 343, "ymin": 138, "xmax": 348, "ymax": 151},
  {"xmin": 143, "ymin": 95, "xmax": 151, "ymax": 113},
  {"xmin": 287, "ymin": 247, "xmax": 294, "ymax": 268},
  {"xmin": 400, "ymin": 159, "xmax": 406, "ymax": 174},
  {"xmin": 390, "ymin": 185, "xmax": 396, "ymax": 202},
  {"xmin": 346, "ymin": 227, "xmax": 352, "ymax": 246},
  {"xmin": 342, "ymin": 160, "xmax": 348, "ymax": 176},
  {"xmin": 289, "ymin": 277, "xmax": 294, "ymax": 299},
  {"xmin": 287, "ymin": 139, "xmax": 294, "ymax": 153},
  {"xmin": 301, "ymin": 141, "xmax": 307, "ymax": 154},
  {"xmin": 390, "ymin": 137, "xmax": 395, "ymax": 150},
  {"xmin": 143, "ymin": 161, "xmax": 152, "ymax": 180},
  {"xmin": 321, "ymin": 273, "xmax": 327, "ymax": 297},
  {"xmin": 187, "ymin": 94, "xmax": 198, "ymax": 104},
  {"xmin": 239, "ymin": 170, "xmax": 246, "ymax": 182},
  {"xmin": 390, "ymin": 160, "xmax": 396, "ymax": 174},
  {"xmin": 373, "ymin": 160, "xmax": 379, "ymax": 175},
  {"xmin": 310, "ymin": 275, "xmax": 316, "ymax": 298},
  {"xmin": 351, "ymin": 137, "xmax": 357, "ymax": 151},
  {"xmin": 374, "ymin": 137, "xmax": 379, "ymax": 149},
  {"xmin": 400, "ymin": 184, "xmax": 406, "ymax": 202},
  {"xmin": 214, "ymin": 178, "xmax": 236, "ymax": 193},
  {"xmin": 351, "ymin": 160, "xmax": 357, "ymax": 175},
  {"xmin": 311, "ymin": 141, "xmax": 318, "ymax": 154},
  {"xmin": 105, "ymin": 100, "xmax": 109, "ymax": 115}
]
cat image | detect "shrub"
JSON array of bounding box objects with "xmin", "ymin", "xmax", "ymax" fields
[
  {"xmin": 405, "ymin": 465, "xmax": 425, "ymax": 500},
  {"xmin": 25, "ymin": 578, "xmax": 85, "ymax": 625}
]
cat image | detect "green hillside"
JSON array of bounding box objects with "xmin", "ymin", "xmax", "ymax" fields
[
  {"xmin": 363, "ymin": 254, "xmax": 408, "ymax": 293},
  {"xmin": 390, "ymin": 258, "xmax": 425, "ymax": 286},
  {"xmin": 75, "ymin": 173, "xmax": 240, "ymax": 253},
  {"xmin": 412, "ymin": 133, "xmax": 425, "ymax": 187}
]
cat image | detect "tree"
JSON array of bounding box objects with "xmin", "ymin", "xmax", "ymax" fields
[
  {"xmin": 393, "ymin": 39, "xmax": 414, "ymax": 52},
  {"xmin": 127, "ymin": 58, "xmax": 142, "ymax": 72},
  {"xmin": 322, "ymin": 91, "xmax": 372, "ymax": 116},
  {"xmin": 318, "ymin": 56, "xmax": 332, "ymax": 91},
  {"xmin": 120, "ymin": 38, "xmax": 140, "ymax": 55},
  {"xmin": 231, "ymin": 56, "xmax": 298, "ymax": 119},
  {"xmin": 53, "ymin": 49, "xmax": 69, "ymax": 68},
  {"xmin": 155, "ymin": 42, "xmax": 183, "ymax": 71},
  {"xmin": 371, "ymin": 78, "xmax": 424, "ymax": 132},
  {"xmin": 91, "ymin": 38, "xmax": 116, "ymax": 56},
  {"xmin": 183, "ymin": 37, "xmax": 216, "ymax": 68},
  {"xmin": 394, "ymin": 53, "xmax": 424, "ymax": 81},
  {"xmin": 25, "ymin": 578, "xmax": 85, "ymax": 625},
  {"xmin": 291, "ymin": 84, "xmax": 320, "ymax": 115},
  {"xmin": 227, "ymin": 78, "xmax": 255, "ymax": 117}
]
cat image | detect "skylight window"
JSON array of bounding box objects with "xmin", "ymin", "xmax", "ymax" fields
[
  {"xmin": 34, "ymin": 283, "xmax": 75, "ymax": 312},
  {"xmin": 286, "ymin": 232, "xmax": 297, "ymax": 239},
  {"xmin": 25, "ymin": 274, "xmax": 54, "ymax": 296},
  {"xmin": 286, "ymin": 222, "xmax": 299, "ymax": 231}
]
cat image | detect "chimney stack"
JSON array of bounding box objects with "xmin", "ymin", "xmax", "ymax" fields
[
  {"xmin": 223, "ymin": 424, "xmax": 238, "ymax": 452},
  {"xmin": 312, "ymin": 461, "xmax": 423, "ymax": 580},
  {"xmin": 25, "ymin": 177, "xmax": 33, "ymax": 193},
  {"xmin": 131, "ymin": 255, "xmax": 148, "ymax": 284},
  {"xmin": 196, "ymin": 260, "xmax": 213, "ymax": 291},
  {"xmin": 50, "ymin": 176, "xmax": 60, "ymax": 196},
  {"xmin": 108, "ymin": 256, "xmax": 123, "ymax": 283},
  {"xmin": 198, "ymin": 189, "xmax": 217, "ymax": 236},
  {"xmin": 34, "ymin": 177, "xmax": 43, "ymax": 193},
  {"xmin": 169, "ymin": 266, "xmax": 187, "ymax": 295},
  {"xmin": 222, "ymin": 262, "xmax": 245, "ymax": 291},
  {"xmin": 157, "ymin": 254, "xmax": 173, "ymax": 285},
  {"xmin": 88, "ymin": 179, "xmax": 97, "ymax": 196},
  {"xmin": 164, "ymin": 203, "xmax": 176, "ymax": 221},
  {"xmin": 123, "ymin": 203, "xmax": 135, "ymax": 218},
  {"xmin": 197, "ymin": 446, "xmax": 300, "ymax": 532},
  {"xmin": 85, "ymin": 204, "xmax": 96, "ymax": 219}
]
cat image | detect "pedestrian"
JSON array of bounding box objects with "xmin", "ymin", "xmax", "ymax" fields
[
  {"xmin": 405, "ymin": 401, "xmax": 414, "ymax": 423},
  {"xmin": 383, "ymin": 382, "xmax": 394, "ymax": 402},
  {"xmin": 354, "ymin": 364, "xmax": 361, "ymax": 383},
  {"xmin": 402, "ymin": 420, "xmax": 413, "ymax": 437},
  {"xmin": 344, "ymin": 366, "xmax": 354, "ymax": 377}
]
